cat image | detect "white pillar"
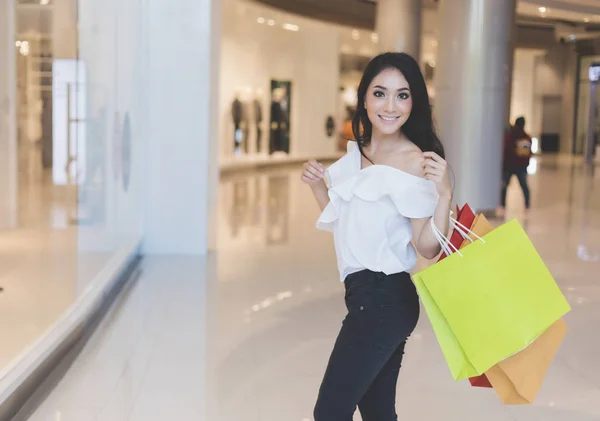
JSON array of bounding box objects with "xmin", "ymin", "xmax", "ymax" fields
[
  {"xmin": 142, "ymin": 0, "xmax": 220, "ymax": 254},
  {"xmin": 434, "ymin": 0, "xmax": 516, "ymax": 211},
  {"xmin": 52, "ymin": 0, "xmax": 78, "ymax": 59},
  {"xmin": 375, "ymin": 0, "xmax": 421, "ymax": 60},
  {"xmin": 0, "ymin": 0, "xmax": 17, "ymax": 230},
  {"xmin": 561, "ymin": 46, "xmax": 577, "ymax": 154}
]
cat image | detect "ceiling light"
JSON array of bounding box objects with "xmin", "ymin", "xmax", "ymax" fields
[
  {"xmin": 538, "ymin": 7, "xmax": 547, "ymax": 13},
  {"xmin": 584, "ymin": 17, "xmax": 591, "ymax": 23},
  {"xmin": 40, "ymin": 0, "xmax": 50, "ymax": 4},
  {"xmin": 267, "ymin": 19, "xmax": 275, "ymax": 26},
  {"xmin": 283, "ymin": 23, "xmax": 299, "ymax": 32},
  {"xmin": 352, "ymin": 30, "xmax": 360, "ymax": 40},
  {"xmin": 371, "ymin": 33, "xmax": 379, "ymax": 43},
  {"xmin": 257, "ymin": 17, "xmax": 265, "ymax": 24},
  {"xmin": 19, "ymin": 41, "xmax": 30, "ymax": 56}
]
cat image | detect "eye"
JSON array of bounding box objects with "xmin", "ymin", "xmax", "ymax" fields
[
  {"xmin": 398, "ymin": 92, "xmax": 410, "ymax": 100},
  {"xmin": 374, "ymin": 90, "xmax": 385, "ymax": 98}
]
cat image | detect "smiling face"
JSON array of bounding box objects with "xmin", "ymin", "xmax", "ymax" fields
[{"xmin": 364, "ymin": 67, "xmax": 413, "ymax": 137}]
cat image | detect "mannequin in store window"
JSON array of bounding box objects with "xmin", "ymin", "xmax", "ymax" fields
[
  {"xmin": 269, "ymin": 86, "xmax": 289, "ymax": 154},
  {"xmin": 253, "ymin": 88, "xmax": 264, "ymax": 154},
  {"xmin": 301, "ymin": 53, "xmax": 452, "ymax": 421},
  {"xmin": 241, "ymin": 97, "xmax": 250, "ymax": 154},
  {"xmin": 231, "ymin": 93, "xmax": 243, "ymax": 153}
]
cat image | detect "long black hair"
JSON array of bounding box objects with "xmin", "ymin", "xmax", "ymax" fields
[{"xmin": 352, "ymin": 52, "xmax": 444, "ymax": 163}]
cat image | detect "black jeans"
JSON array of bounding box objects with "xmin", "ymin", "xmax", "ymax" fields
[
  {"xmin": 501, "ymin": 168, "xmax": 530, "ymax": 209},
  {"xmin": 314, "ymin": 270, "xmax": 420, "ymax": 421}
]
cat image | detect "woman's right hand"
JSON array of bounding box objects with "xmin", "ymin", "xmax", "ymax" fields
[{"xmin": 301, "ymin": 160, "xmax": 326, "ymax": 186}]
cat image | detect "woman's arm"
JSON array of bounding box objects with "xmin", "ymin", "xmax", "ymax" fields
[
  {"xmin": 411, "ymin": 194, "xmax": 452, "ymax": 259},
  {"xmin": 311, "ymin": 180, "xmax": 330, "ymax": 211},
  {"xmin": 407, "ymin": 151, "xmax": 453, "ymax": 259},
  {"xmin": 302, "ymin": 160, "xmax": 330, "ymax": 211}
]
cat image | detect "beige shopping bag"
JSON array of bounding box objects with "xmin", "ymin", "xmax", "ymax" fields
[
  {"xmin": 485, "ymin": 317, "xmax": 567, "ymax": 404},
  {"xmin": 460, "ymin": 215, "xmax": 568, "ymax": 405}
]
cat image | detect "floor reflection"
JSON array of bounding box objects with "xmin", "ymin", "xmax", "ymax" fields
[
  {"xmin": 22, "ymin": 155, "xmax": 600, "ymax": 421},
  {"xmin": 220, "ymin": 170, "xmax": 292, "ymax": 247}
]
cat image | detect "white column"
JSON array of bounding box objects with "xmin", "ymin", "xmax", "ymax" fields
[
  {"xmin": 142, "ymin": 0, "xmax": 220, "ymax": 254},
  {"xmin": 0, "ymin": 0, "xmax": 17, "ymax": 230},
  {"xmin": 434, "ymin": 0, "xmax": 516, "ymax": 211},
  {"xmin": 52, "ymin": 0, "xmax": 78, "ymax": 59},
  {"xmin": 561, "ymin": 46, "xmax": 577, "ymax": 154},
  {"xmin": 375, "ymin": 0, "xmax": 421, "ymax": 60}
]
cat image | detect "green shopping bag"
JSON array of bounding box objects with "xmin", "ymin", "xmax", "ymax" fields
[{"xmin": 413, "ymin": 219, "xmax": 571, "ymax": 381}]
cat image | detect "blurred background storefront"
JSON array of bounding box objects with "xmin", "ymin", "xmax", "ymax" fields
[{"xmin": 1, "ymin": 0, "xmax": 600, "ymax": 411}]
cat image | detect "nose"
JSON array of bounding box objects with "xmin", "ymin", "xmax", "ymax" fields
[{"xmin": 384, "ymin": 96, "xmax": 395, "ymax": 113}]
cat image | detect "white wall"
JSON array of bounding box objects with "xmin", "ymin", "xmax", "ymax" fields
[
  {"xmin": 78, "ymin": 0, "xmax": 218, "ymax": 256},
  {"xmin": 220, "ymin": 0, "xmax": 340, "ymax": 161},
  {"xmin": 0, "ymin": 0, "xmax": 17, "ymax": 230},
  {"xmin": 511, "ymin": 49, "xmax": 539, "ymax": 133},
  {"xmin": 534, "ymin": 44, "xmax": 574, "ymax": 152},
  {"xmin": 535, "ymin": 46, "xmax": 566, "ymax": 97},
  {"xmin": 143, "ymin": 0, "xmax": 219, "ymax": 254},
  {"xmin": 511, "ymin": 44, "xmax": 576, "ymax": 152}
]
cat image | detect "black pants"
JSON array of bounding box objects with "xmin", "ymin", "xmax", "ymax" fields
[
  {"xmin": 501, "ymin": 168, "xmax": 530, "ymax": 209},
  {"xmin": 314, "ymin": 270, "xmax": 420, "ymax": 421}
]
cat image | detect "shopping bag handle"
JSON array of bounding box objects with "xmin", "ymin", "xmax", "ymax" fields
[
  {"xmin": 449, "ymin": 215, "xmax": 486, "ymax": 244},
  {"xmin": 430, "ymin": 218, "xmax": 463, "ymax": 257},
  {"xmin": 430, "ymin": 213, "xmax": 486, "ymax": 258}
]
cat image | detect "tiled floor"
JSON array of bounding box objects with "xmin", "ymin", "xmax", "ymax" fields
[{"xmin": 25, "ymin": 155, "xmax": 600, "ymax": 421}]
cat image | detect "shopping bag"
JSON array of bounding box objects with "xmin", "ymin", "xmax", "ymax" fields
[
  {"xmin": 438, "ymin": 204, "xmax": 476, "ymax": 261},
  {"xmin": 485, "ymin": 318, "xmax": 568, "ymax": 404},
  {"xmin": 459, "ymin": 214, "xmax": 568, "ymax": 402},
  {"xmin": 435, "ymin": 206, "xmax": 491, "ymax": 388},
  {"xmin": 469, "ymin": 375, "xmax": 493, "ymax": 388},
  {"xmin": 454, "ymin": 212, "xmax": 493, "ymax": 388},
  {"xmin": 455, "ymin": 213, "xmax": 494, "ymax": 388},
  {"xmin": 413, "ymin": 218, "xmax": 571, "ymax": 381}
]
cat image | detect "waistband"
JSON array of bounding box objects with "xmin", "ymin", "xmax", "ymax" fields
[{"xmin": 344, "ymin": 270, "xmax": 411, "ymax": 288}]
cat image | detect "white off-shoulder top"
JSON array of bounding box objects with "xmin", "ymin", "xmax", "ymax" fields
[{"xmin": 316, "ymin": 141, "xmax": 439, "ymax": 282}]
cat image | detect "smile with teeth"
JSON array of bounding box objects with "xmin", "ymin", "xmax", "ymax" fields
[{"xmin": 379, "ymin": 115, "xmax": 399, "ymax": 122}]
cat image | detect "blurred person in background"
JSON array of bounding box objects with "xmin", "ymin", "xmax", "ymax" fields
[
  {"xmin": 302, "ymin": 52, "xmax": 451, "ymax": 421},
  {"xmin": 497, "ymin": 116, "xmax": 532, "ymax": 217}
]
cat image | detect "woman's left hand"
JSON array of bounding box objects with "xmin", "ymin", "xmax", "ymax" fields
[{"xmin": 423, "ymin": 151, "xmax": 452, "ymax": 200}]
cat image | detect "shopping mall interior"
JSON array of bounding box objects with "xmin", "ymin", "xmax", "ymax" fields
[{"xmin": 0, "ymin": 0, "xmax": 599, "ymax": 420}]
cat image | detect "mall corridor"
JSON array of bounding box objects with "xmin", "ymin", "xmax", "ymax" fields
[
  {"xmin": 3, "ymin": 0, "xmax": 600, "ymax": 419},
  {"xmin": 25, "ymin": 157, "xmax": 600, "ymax": 421}
]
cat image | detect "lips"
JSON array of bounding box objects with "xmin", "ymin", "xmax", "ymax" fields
[{"xmin": 379, "ymin": 115, "xmax": 400, "ymax": 123}]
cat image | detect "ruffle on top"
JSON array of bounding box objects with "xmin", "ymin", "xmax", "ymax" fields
[
  {"xmin": 317, "ymin": 142, "xmax": 439, "ymax": 232},
  {"xmin": 316, "ymin": 141, "xmax": 440, "ymax": 281}
]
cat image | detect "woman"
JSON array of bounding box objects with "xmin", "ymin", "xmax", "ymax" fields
[{"xmin": 301, "ymin": 52, "xmax": 452, "ymax": 420}]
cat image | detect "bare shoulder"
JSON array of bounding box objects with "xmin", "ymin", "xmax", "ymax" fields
[{"xmin": 387, "ymin": 144, "xmax": 426, "ymax": 178}]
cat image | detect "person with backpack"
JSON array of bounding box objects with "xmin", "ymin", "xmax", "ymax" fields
[{"xmin": 498, "ymin": 116, "xmax": 532, "ymax": 217}]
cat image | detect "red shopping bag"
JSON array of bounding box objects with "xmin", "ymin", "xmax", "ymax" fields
[
  {"xmin": 438, "ymin": 204, "xmax": 476, "ymax": 261},
  {"xmin": 469, "ymin": 373, "xmax": 493, "ymax": 388},
  {"xmin": 436, "ymin": 204, "xmax": 492, "ymax": 388}
]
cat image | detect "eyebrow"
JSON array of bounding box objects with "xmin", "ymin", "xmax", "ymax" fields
[{"xmin": 374, "ymin": 85, "xmax": 410, "ymax": 92}]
